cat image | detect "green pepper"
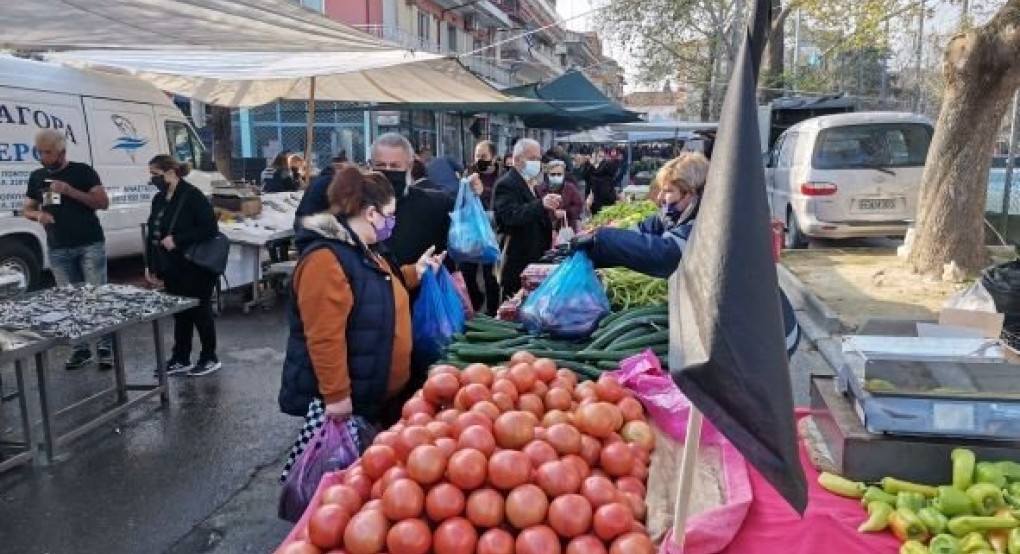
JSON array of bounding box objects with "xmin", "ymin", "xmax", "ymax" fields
[
  {"xmin": 884, "ymin": 477, "xmax": 939, "ymax": 498},
  {"xmin": 968, "ymin": 484, "xmax": 1008, "ymax": 517},
  {"xmin": 976, "ymin": 462, "xmax": 1008, "ymax": 489},
  {"xmin": 937, "ymin": 486, "xmax": 976, "ymax": 517},
  {"xmin": 1008, "ymin": 527, "xmax": 1020, "ymax": 554},
  {"xmin": 930, "ymin": 534, "xmax": 961, "ymax": 554},
  {"xmin": 947, "ymin": 515, "xmax": 1019, "ymax": 537},
  {"xmin": 817, "ymin": 471, "xmax": 866, "ymax": 498},
  {"xmin": 953, "ymin": 449, "xmax": 977, "ymax": 491},
  {"xmin": 1000, "ymin": 462, "xmax": 1020, "ymax": 484},
  {"xmin": 960, "ymin": 532, "xmax": 992, "ymax": 553},
  {"xmin": 858, "ymin": 501, "xmax": 893, "ymax": 533},
  {"xmin": 919, "ymin": 506, "xmax": 950, "ymax": 535},
  {"xmin": 1009, "ymin": 483, "xmax": 1020, "ymax": 500},
  {"xmin": 890, "ymin": 507, "xmax": 930, "ymax": 542},
  {"xmin": 900, "ymin": 540, "xmax": 931, "ymax": 554},
  {"xmin": 900, "ymin": 491, "xmax": 931, "ymax": 512},
  {"xmin": 861, "ymin": 485, "xmax": 899, "ymax": 508}
]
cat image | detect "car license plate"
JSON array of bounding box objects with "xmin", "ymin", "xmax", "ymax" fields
[{"xmin": 858, "ymin": 198, "xmax": 897, "ymax": 210}]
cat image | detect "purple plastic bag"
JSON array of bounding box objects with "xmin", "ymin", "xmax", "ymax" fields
[{"xmin": 278, "ymin": 416, "xmax": 369, "ymax": 522}]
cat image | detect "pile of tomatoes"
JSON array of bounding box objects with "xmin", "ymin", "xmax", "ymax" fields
[{"xmin": 278, "ymin": 352, "xmax": 657, "ymax": 554}]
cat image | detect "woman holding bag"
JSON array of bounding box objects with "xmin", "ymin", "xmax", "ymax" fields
[
  {"xmin": 278, "ymin": 166, "xmax": 444, "ymax": 480},
  {"xmin": 144, "ymin": 155, "xmax": 222, "ymax": 377}
]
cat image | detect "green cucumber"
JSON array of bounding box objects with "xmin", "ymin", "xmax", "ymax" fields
[
  {"xmin": 555, "ymin": 359, "xmax": 602, "ymax": 380},
  {"xmin": 492, "ymin": 335, "xmax": 532, "ymax": 348},
  {"xmin": 603, "ymin": 327, "xmax": 649, "ymax": 349},
  {"xmin": 609, "ymin": 330, "xmax": 670, "ymax": 351},
  {"xmin": 586, "ymin": 316, "xmax": 668, "ymax": 351},
  {"xmin": 465, "ymin": 330, "xmax": 514, "ymax": 342}
]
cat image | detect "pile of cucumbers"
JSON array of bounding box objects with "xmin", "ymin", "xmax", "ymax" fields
[{"xmin": 437, "ymin": 304, "xmax": 670, "ymax": 381}]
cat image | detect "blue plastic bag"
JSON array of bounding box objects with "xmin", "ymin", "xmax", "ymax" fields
[
  {"xmin": 413, "ymin": 267, "xmax": 466, "ymax": 364},
  {"xmin": 278, "ymin": 416, "xmax": 373, "ymax": 522},
  {"xmin": 448, "ymin": 179, "xmax": 500, "ymax": 264},
  {"xmin": 520, "ymin": 252, "xmax": 611, "ymax": 339}
]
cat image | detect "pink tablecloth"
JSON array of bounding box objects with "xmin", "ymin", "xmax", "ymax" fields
[{"xmin": 720, "ymin": 412, "xmax": 900, "ymax": 554}]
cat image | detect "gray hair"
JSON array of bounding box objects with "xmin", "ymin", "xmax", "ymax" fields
[
  {"xmin": 546, "ymin": 159, "xmax": 566, "ymax": 170},
  {"xmin": 371, "ymin": 132, "xmax": 414, "ymax": 163},
  {"xmin": 512, "ymin": 138, "xmax": 541, "ymax": 159},
  {"xmin": 35, "ymin": 129, "xmax": 67, "ymax": 152}
]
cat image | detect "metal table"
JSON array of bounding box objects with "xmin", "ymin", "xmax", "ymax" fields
[
  {"xmin": 0, "ymin": 336, "xmax": 55, "ymax": 473},
  {"xmin": 220, "ymin": 227, "xmax": 293, "ymax": 313}
]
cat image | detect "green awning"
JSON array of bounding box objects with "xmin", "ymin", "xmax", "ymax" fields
[{"xmin": 505, "ymin": 70, "xmax": 642, "ymax": 130}]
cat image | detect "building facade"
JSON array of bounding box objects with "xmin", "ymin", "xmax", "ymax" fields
[{"xmin": 230, "ymin": 0, "xmax": 621, "ymax": 170}]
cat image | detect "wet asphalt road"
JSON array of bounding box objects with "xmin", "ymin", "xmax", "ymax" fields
[{"xmin": 0, "ymin": 256, "xmax": 829, "ymax": 554}]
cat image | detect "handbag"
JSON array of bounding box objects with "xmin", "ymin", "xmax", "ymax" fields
[{"xmin": 167, "ymin": 187, "xmax": 230, "ymax": 275}]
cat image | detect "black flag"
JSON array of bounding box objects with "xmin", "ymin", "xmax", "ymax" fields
[{"xmin": 670, "ymin": 0, "xmax": 809, "ymax": 513}]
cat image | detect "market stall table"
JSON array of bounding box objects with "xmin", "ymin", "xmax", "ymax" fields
[
  {"xmin": 0, "ymin": 331, "xmax": 55, "ymax": 473},
  {"xmin": 0, "ymin": 284, "xmax": 196, "ymax": 462}
]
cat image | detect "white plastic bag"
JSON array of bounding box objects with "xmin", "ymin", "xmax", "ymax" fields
[
  {"xmin": 554, "ymin": 214, "xmax": 575, "ymax": 247},
  {"xmin": 944, "ymin": 281, "xmax": 998, "ymax": 313}
]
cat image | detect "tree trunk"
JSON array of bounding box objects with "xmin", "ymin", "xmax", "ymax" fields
[
  {"xmin": 700, "ymin": 39, "xmax": 718, "ymax": 121},
  {"xmin": 908, "ymin": 0, "xmax": 1020, "ymax": 275},
  {"xmin": 210, "ymin": 106, "xmax": 233, "ymax": 180},
  {"xmin": 761, "ymin": 2, "xmax": 790, "ymax": 103}
]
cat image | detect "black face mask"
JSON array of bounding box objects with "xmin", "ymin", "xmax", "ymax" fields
[
  {"xmin": 381, "ymin": 170, "xmax": 407, "ymax": 197},
  {"xmin": 476, "ymin": 159, "xmax": 491, "ymax": 172},
  {"xmin": 151, "ymin": 175, "xmax": 168, "ymax": 193}
]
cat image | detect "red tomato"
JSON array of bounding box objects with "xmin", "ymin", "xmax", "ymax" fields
[
  {"xmin": 406, "ymin": 445, "xmax": 446, "ymax": 486},
  {"xmin": 446, "ymin": 448, "xmax": 488, "ymax": 490},
  {"xmin": 454, "ymin": 411, "xmax": 492, "ymax": 437},
  {"xmin": 620, "ymin": 421, "xmax": 656, "ymax": 451},
  {"xmin": 576, "ymin": 403, "xmax": 617, "ymax": 438},
  {"xmin": 505, "ymin": 484, "xmax": 549, "ymax": 529},
  {"xmin": 508, "ymin": 363, "xmax": 538, "ymax": 393},
  {"xmin": 406, "ymin": 412, "xmax": 432, "ymax": 427},
  {"xmin": 532, "ymin": 380, "xmax": 549, "ymax": 398},
  {"xmin": 425, "ymin": 420, "xmax": 452, "ymax": 439},
  {"xmin": 541, "ymin": 409, "xmax": 571, "ymax": 428},
  {"xmin": 308, "ymin": 504, "xmax": 350, "ymax": 550},
  {"xmin": 381, "ymin": 479, "xmax": 424, "ymax": 521},
  {"xmin": 609, "ymin": 532, "xmax": 655, "ymax": 554},
  {"xmin": 437, "ymin": 409, "xmax": 462, "ymax": 426},
  {"xmin": 510, "ymin": 351, "xmax": 537, "ymax": 365},
  {"xmin": 566, "ymin": 535, "xmax": 608, "ymax": 554},
  {"xmin": 486, "ymin": 450, "xmax": 531, "ymax": 490},
  {"xmin": 455, "ymin": 383, "xmax": 492, "ymax": 411},
  {"xmin": 378, "ymin": 467, "xmax": 409, "ymax": 495},
  {"xmin": 276, "ymin": 541, "xmax": 323, "ymax": 554},
  {"xmin": 548, "ymin": 494, "xmax": 594, "ymax": 538},
  {"xmin": 466, "ymin": 488, "xmax": 505, "ymax": 528},
  {"xmin": 491, "ymin": 392, "xmax": 515, "ymax": 413},
  {"xmin": 343, "ymin": 472, "xmax": 373, "ymax": 503},
  {"xmin": 581, "ymin": 475, "xmax": 619, "ymax": 509},
  {"xmin": 621, "ymin": 491, "xmax": 647, "ymax": 521},
  {"xmin": 386, "ymin": 519, "xmax": 431, "ymax": 554},
  {"xmin": 617, "ymin": 397, "xmax": 644, "ymax": 422},
  {"xmin": 493, "ymin": 411, "xmax": 536, "ymax": 449},
  {"xmin": 425, "ymin": 482, "xmax": 465, "ymax": 521},
  {"xmin": 579, "ymin": 435, "xmax": 602, "ymax": 466},
  {"xmin": 544, "ymin": 387, "xmax": 573, "ymax": 412},
  {"xmin": 517, "ymin": 393, "xmax": 545, "ymax": 419},
  {"xmin": 423, "ymin": 372, "xmax": 461, "ymax": 405},
  {"xmin": 320, "ymin": 485, "xmax": 362, "ymax": 515},
  {"xmin": 616, "ymin": 476, "xmax": 646, "ymax": 498},
  {"xmin": 477, "ymin": 528, "xmax": 515, "ymax": 554},
  {"xmin": 533, "ymin": 358, "xmax": 559, "ymax": 383},
  {"xmin": 471, "ymin": 400, "xmax": 501, "ymax": 421},
  {"xmin": 342, "ymin": 510, "xmax": 389, "ymax": 554},
  {"xmin": 595, "ymin": 375, "xmax": 626, "ymax": 403},
  {"xmin": 491, "ymin": 379, "xmax": 519, "ymax": 401},
  {"xmin": 397, "ymin": 426, "xmax": 433, "ymax": 461},
  {"xmin": 600, "ymin": 442, "xmax": 635, "ymax": 477},
  {"xmin": 461, "ymin": 363, "xmax": 495, "ymax": 387},
  {"xmin": 515, "ymin": 525, "xmax": 562, "ymax": 554},
  {"xmin": 593, "ymin": 503, "xmax": 634, "ymax": 541},
  {"xmin": 562, "ymin": 454, "xmax": 591, "ymax": 481},
  {"xmin": 457, "ymin": 425, "xmax": 497, "ymax": 457},
  {"xmin": 360, "ymin": 445, "xmax": 397, "ymax": 480},
  {"xmin": 401, "ymin": 397, "xmax": 436, "ymax": 420},
  {"xmin": 522, "ymin": 440, "xmax": 559, "ymax": 469},
  {"xmin": 536, "ymin": 460, "xmax": 582, "ymax": 497},
  {"xmin": 434, "ymin": 437, "xmax": 457, "ymax": 458},
  {"xmin": 432, "ymin": 517, "xmax": 478, "ymax": 554},
  {"xmin": 428, "ymin": 364, "xmax": 460, "ymax": 378},
  {"xmin": 545, "ymin": 423, "xmax": 582, "ymax": 456}
]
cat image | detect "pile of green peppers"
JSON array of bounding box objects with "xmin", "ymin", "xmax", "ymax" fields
[{"xmin": 818, "ymin": 448, "xmax": 1020, "ymax": 553}]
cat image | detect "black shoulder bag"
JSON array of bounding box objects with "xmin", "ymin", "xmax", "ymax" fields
[{"xmin": 167, "ymin": 187, "xmax": 230, "ymax": 275}]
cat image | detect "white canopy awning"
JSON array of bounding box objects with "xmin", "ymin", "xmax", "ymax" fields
[
  {"xmin": 3, "ymin": 0, "xmax": 390, "ymax": 51},
  {"xmin": 47, "ymin": 50, "xmax": 516, "ymax": 108}
]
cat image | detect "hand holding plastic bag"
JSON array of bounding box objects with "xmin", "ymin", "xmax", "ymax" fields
[
  {"xmin": 520, "ymin": 252, "xmax": 610, "ymax": 339},
  {"xmin": 278, "ymin": 416, "xmax": 372, "ymax": 522},
  {"xmin": 413, "ymin": 267, "xmax": 466, "ymax": 364},
  {"xmin": 448, "ymin": 179, "xmax": 500, "ymax": 264}
]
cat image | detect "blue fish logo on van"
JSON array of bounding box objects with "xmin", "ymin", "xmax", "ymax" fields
[{"xmin": 110, "ymin": 114, "xmax": 148, "ymax": 162}]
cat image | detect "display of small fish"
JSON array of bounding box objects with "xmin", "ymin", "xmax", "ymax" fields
[{"xmin": 0, "ymin": 284, "xmax": 193, "ymax": 340}]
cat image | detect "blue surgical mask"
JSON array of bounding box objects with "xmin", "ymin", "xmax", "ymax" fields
[
  {"xmin": 548, "ymin": 175, "xmax": 565, "ymax": 187},
  {"xmin": 521, "ymin": 160, "xmax": 542, "ymax": 180}
]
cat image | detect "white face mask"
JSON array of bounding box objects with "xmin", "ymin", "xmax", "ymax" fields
[
  {"xmin": 521, "ymin": 160, "xmax": 542, "ymax": 180},
  {"xmin": 548, "ymin": 175, "xmax": 565, "ymax": 186}
]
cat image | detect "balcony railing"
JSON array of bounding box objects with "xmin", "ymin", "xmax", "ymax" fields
[{"xmin": 354, "ymin": 25, "xmax": 444, "ymax": 55}]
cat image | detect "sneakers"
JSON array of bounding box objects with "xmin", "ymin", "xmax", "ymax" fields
[
  {"xmin": 189, "ymin": 357, "xmax": 222, "ymax": 377},
  {"xmin": 65, "ymin": 349, "xmax": 94, "ymax": 370},
  {"xmin": 166, "ymin": 359, "xmax": 193, "ymax": 376},
  {"xmin": 97, "ymin": 347, "xmax": 114, "ymax": 371}
]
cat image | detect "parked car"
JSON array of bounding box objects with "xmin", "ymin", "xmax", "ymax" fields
[
  {"xmin": 764, "ymin": 111, "xmax": 934, "ymax": 248},
  {"xmin": 0, "ymin": 56, "xmax": 225, "ymax": 292}
]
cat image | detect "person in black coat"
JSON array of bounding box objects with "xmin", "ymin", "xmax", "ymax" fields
[
  {"xmin": 588, "ymin": 148, "xmax": 620, "ymax": 215},
  {"xmin": 262, "ymin": 154, "xmax": 300, "ymax": 193},
  {"xmin": 144, "ymin": 155, "xmax": 222, "ymax": 377},
  {"xmin": 492, "ymin": 138, "xmax": 560, "ymax": 300}
]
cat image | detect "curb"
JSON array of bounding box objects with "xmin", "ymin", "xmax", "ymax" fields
[{"xmin": 777, "ymin": 263, "xmax": 842, "ymax": 334}]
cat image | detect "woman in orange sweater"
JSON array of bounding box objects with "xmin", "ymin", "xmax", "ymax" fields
[{"xmin": 279, "ymin": 166, "xmax": 444, "ymax": 479}]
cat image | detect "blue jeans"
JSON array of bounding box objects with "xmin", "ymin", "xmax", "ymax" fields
[{"xmin": 50, "ymin": 242, "xmax": 112, "ymax": 352}]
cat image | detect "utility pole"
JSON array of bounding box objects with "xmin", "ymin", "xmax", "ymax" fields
[
  {"xmin": 791, "ymin": 9, "xmax": 801, "ymax": 91},
  {"xmin": 914, "ymin": 0, "xmax": 925, "ymax": 113}
]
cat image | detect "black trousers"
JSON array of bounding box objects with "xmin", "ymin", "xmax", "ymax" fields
[
  {"xmin": 460, "ymin": 262, "xmax": 500, "ymax": 316},
  {"xmin": 163, "ymin": 267, "xmax": 218, "ymax": 362}
]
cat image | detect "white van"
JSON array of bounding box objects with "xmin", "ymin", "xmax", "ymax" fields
[
  {"xmin": 764, "ymin": 112, "xmax": 934, "ymax": 248},
  {"xmin": 0, "ymin": 56, "xmax": 223, "ymax": 291}
]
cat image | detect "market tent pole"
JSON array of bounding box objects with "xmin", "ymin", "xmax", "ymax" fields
[
  {"xmin": 670, "ymin": 407, "xmax": 703, "ymax": 551},
  {"xmin": 305, "ymin": 76, "xmax": 317, "ymax": 173}
]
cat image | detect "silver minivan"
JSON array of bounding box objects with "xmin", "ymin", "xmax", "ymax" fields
[{"xmin": 764, "ymin": 112, "xmax": 934, "ymax": 248}]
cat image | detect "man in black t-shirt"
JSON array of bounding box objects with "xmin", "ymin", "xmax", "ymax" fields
[{"xmin": 23, "ymin": 129, "xmax": 112, "ymax": 370}]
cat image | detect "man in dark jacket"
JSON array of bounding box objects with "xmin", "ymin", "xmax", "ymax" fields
[
  {"xmin": 493, "ymin": 138, "xmax": 560, "ymax": 300},
  {"xmin": 589, "ymin": 148, "xmax": 620, "ymax": 215}
]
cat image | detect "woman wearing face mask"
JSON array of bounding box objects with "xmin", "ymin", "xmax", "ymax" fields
[
  {"xmin": 459, "ymin": 141, "xmax": 502, "ymax": 315},
  {"xmin": 537, "ymin": 159, "xmax": 584, "ymax": 232},
  {"xmin": 144, "ymin": 155, "xmax": 222, "ymax": 376},
  {"xmin": 568, "ymin": 152, "xmax": 802, "ymax": 360},
  {"xmin": 279, "ymin": 166, "xmax": 445, "ymax": 480}
]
